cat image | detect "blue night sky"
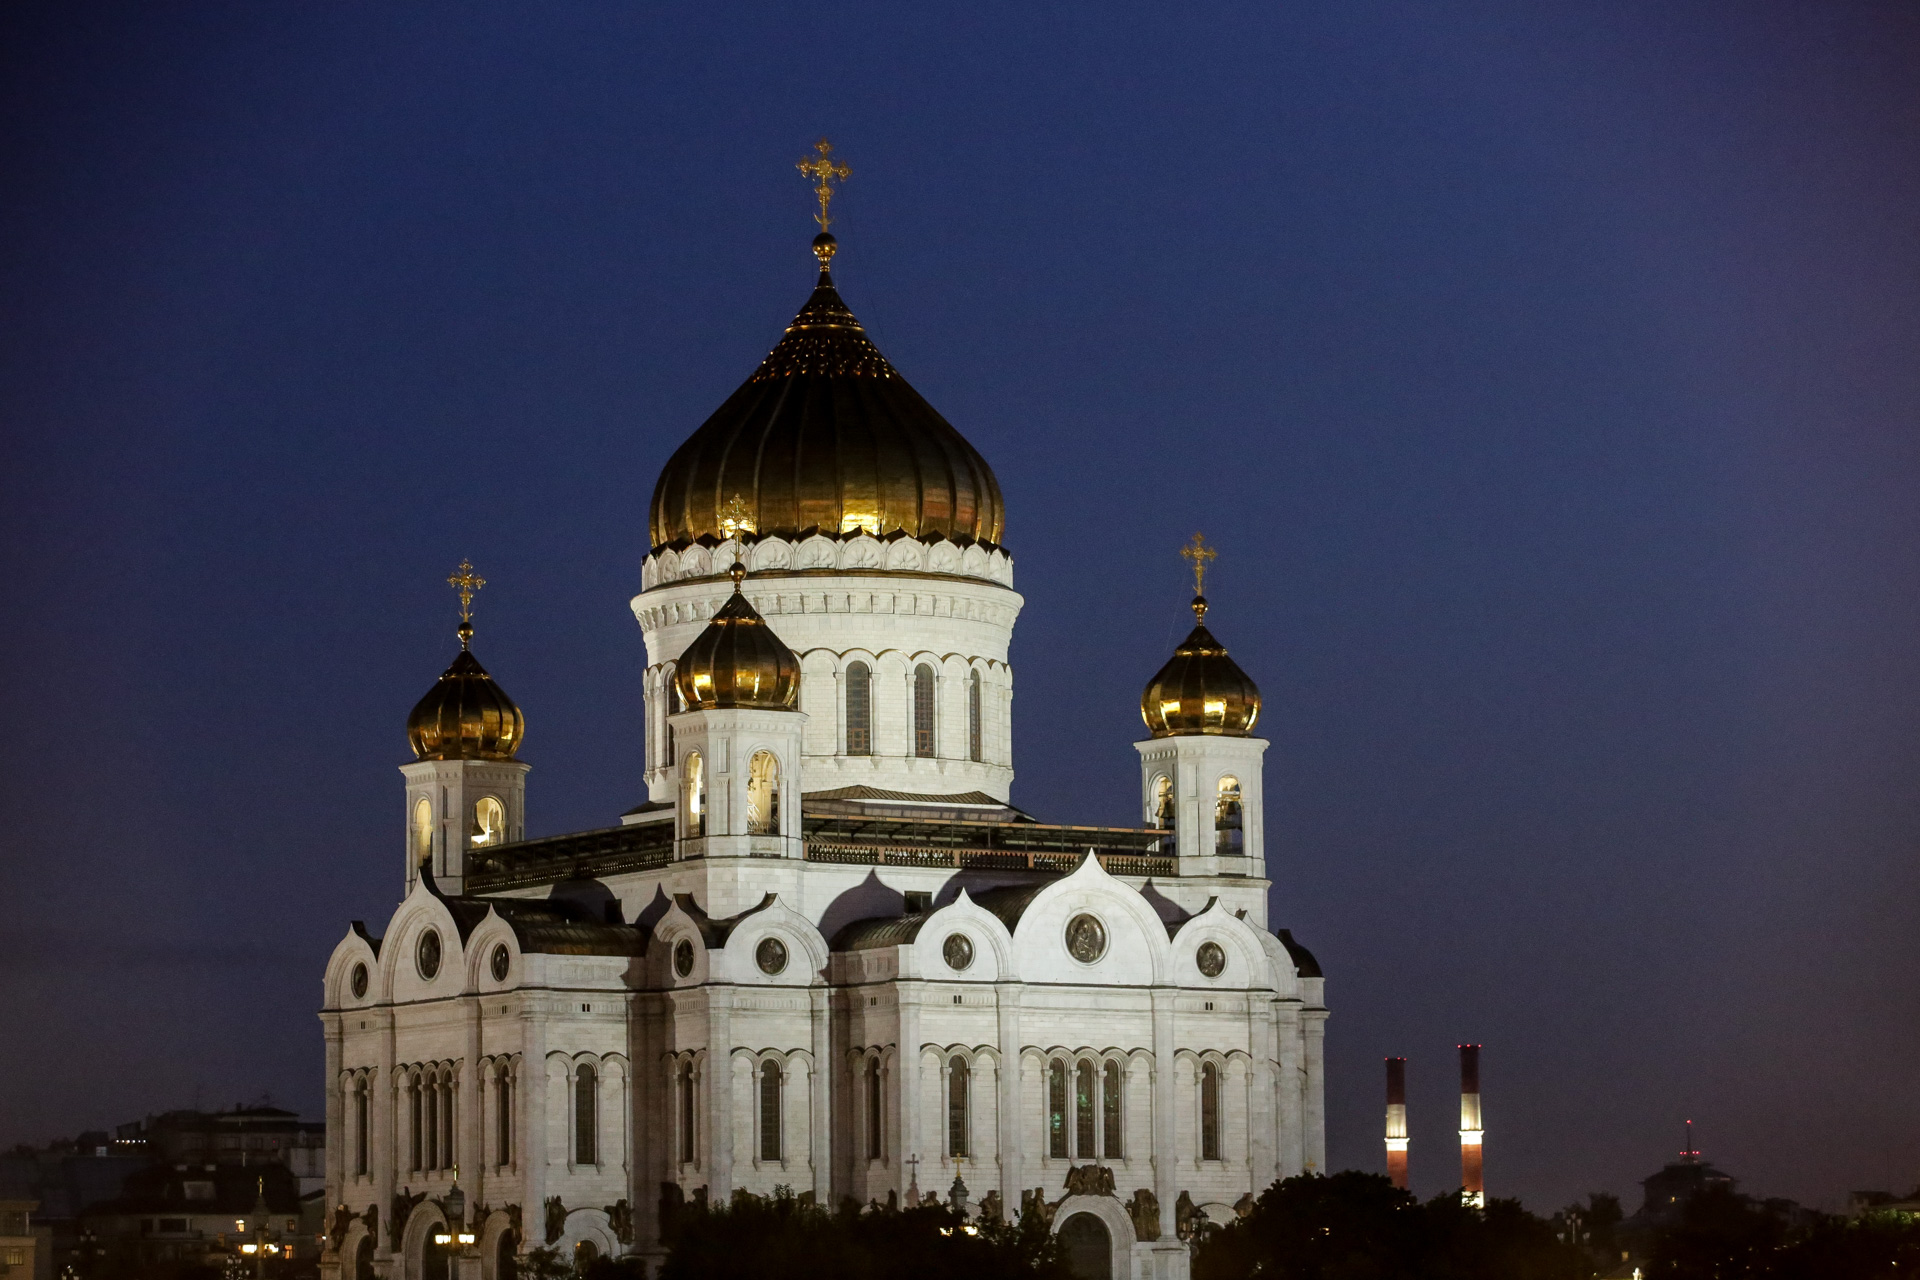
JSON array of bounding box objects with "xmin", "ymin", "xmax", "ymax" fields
[{"xmin": 2, "ymin": 2, "xmax": 1916, "ymax": 1214}]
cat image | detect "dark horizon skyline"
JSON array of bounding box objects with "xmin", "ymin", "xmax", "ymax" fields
[{"xmin": 3, "ymin": 1, "xmax": 1917, "ymax": 1216}]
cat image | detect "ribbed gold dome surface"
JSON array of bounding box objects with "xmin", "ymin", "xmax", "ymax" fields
[
  {"xmin": 1140, "ymin": 598, "xmax": 1262, "ymax": 738},
  {"xmin": 407, "ymin": 636, "xmax": 526, "ymax": 760},
  {"xmin": 673, "ymin": 567, "xmax": 802, "ymax": 710},
  {"xmin": 648, "ymin": 238, "xmax": 1005, "ymax": 552}
]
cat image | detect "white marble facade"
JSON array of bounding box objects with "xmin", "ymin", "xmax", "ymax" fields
[{"xmin": 318, "ymin": 254, "xmax": 1327, "ymax": 1280}]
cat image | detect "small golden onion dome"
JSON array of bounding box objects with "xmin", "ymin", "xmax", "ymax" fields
[
  {"xmin": 406, "ymin": 622, "xmax": 526, "ymax": 760},
  {"xmin": 1140, "ymin": 596, "xmax": 1262, "ymax": 737},
  {"xmin": 673, "ymin": 564, "xmax": 801, "ymax": 710},
  {"xmin": 648, "ymin": 237, "xmax": 1005, "ymax": 551}
]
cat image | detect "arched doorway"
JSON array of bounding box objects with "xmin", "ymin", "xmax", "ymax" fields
[
  {"xmin": 353, "ymin": 1236, "xmax": 374, "ymax": 1280},
  {"xmin": 1058, "ymin": 1212, "xmax": 1112, "ymax": 1280},
  {"xmin": 422, "ymin": 1235, "xmax": 450, "ymax": 1280},
  {"xmin": 495, "ymin": 1228, "xmax": 519, "ymax": 1280}
]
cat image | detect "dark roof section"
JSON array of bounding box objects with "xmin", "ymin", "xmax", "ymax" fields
[
  {"xmin": 422, "ymin": 865, "xmax": 646, "ymax": 957},
  {"xmin": 674, "ymin": 892, "xmax": 777, "ymax": 950},
  {"xmin": 1276, "ymin": 929, "xmax": 1322, "ymax": 978},
  {"xmin": 833, "ymin": 911, "xmax": 934, "ymax": 952},
  {"xmin": 970, "ymin": 883, "xmax": 1053, "ymax": 933},
  {"xmin": 350, "ymin": 921, "xmax": 382, "ymax": 957}
]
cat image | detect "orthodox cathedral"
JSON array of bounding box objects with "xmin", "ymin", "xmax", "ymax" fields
[{"xmin": 319, "ymin": 154, "xmax": 1327, "ymax": 1280}]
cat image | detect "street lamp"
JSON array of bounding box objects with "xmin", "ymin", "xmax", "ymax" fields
[
  {"xmin": 433, "ymin": 1172, "xmax": 478, "ymax": 1251},
  {"xmin": 239, "ymin": 1178, "xmax": 279, "ymax": 1280}
]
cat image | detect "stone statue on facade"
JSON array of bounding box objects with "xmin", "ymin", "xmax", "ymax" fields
[
  {"xmin": 1062, "ymin": 1164, "xmax": 1115, "ymax": 1198},
  {"xmin": 605, "ymin": 1198, "xmax": 633, "ymax": 1245},
  {"xmin": 544, "ymin": 1196, "xmax": 567, "ymax": 1245},
  {"xmin": 1126, "ymin": 1189, "xmax": 1161, "ymax": 1242},
  {"xmin": 1175, "ymin": 1190, "xmax": 1198, "ymax": 1241}
]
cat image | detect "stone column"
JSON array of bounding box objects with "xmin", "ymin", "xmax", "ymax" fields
[
  {"xmin": 521, "ymin": 1009, "xmax": 549, "ymax": 1249},
  {"xmin": 1274, "ymin": 1004, "xmax": 1303, "ymax": 1176},
  {"xmin": 375, "ymin": 1011, "xmax": 396, "ymax": 1263},
  {"xmin": 810, "ymin": 986, "xmax": 831, "ymax": 1205},
  {"xmin": 464, "ymin": 996, "xmax": 483, "ymax": 1210},
  {"xmin": 897, "ymin": 982, "xmax": 922, "ymax": 1202},
  {"xmin": 1150, "ymin": 989, "xmax": 1177, "ymax": 1218},
  {"xmin": 708, "ymin": 990, "xmax": 734, "ymax": 1199},
  {"xmin": 1246, "ymin": 1000, "xmax": 1275, "ymax": 1188},
  {"xmin": 1302, "ymin": 1012, "xmax": 1327, "ymax": 1173},
  {"xmin": 994, "ymin": 982, "xmax": 1021, "ymax": 1210},
  {"xmin": 323, "ymin": 1020, "xmax": 344, "ymax": 1211}
]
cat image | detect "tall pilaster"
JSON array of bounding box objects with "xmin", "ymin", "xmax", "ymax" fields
[
  {"xmin": 809, "ymin": 987, "xmax": 831, "ymax": 1205},
  {"xmin": 708, "ymin": 992, "xmax": 734, "ymax": 1200},
  {"xmin": 897, "ymin": 982, "xmax": 923, "ymax": 1203},
  {"xmin": 995, "ymin": 983, "xmax": 1022, "ymax": 1209},
  {"xmin": 1150, "ymin": 989, "xmax": 1178, "ymax": 1217},
  {"xmin": 1302, "ymin": 1013, "xmax": 1327, "ymax": 1173}
]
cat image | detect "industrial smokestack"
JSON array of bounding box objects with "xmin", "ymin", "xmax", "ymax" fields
[
  {"xmin": 1384, "ymin": 1057, "xmax": 1409, "ymax": 1189},
  {"xmin": 1459, "ymin": 1044, "xmax": 1484, "ymax": 1208}
]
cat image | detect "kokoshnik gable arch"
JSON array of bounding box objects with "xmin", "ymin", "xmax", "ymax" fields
[{"xmin": 319, "ymin": 172, "xmax": 1326, "ymax": 1280}]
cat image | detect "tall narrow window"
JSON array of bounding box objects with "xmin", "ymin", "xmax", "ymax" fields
[
  {"xmin": 1154, "ymin": 775, "xmax": 1176, "ymax": 845},
  {"xmin": 947, "ymin": 1056, "xmax": 969, "ymax": 1158},
  {"xmin": 409, "ymin": 1076, "xmax": 423, "ymax": 1171},
  {"xmin": 865, "ymin": 1059, "xmax": 883, "ymax": 1160},
  {"xmin": 575, "ymin": 1063, "xmax": 598, "ymax": 1166},
  {"xmin": 412, "ymin": 798, "xmax": 433, "ymax": 866},
  {"xmin": 683, "ymin": 751, "xmax": 705, "ymax": 838},
  {"xmin": 473, "ymin": 796, "xmax": 506, "ymax": 847},
  {"xmin": 845, "ymin": 662, "xmax": 872, "ymax": 755},
  {"xmin": 1200, "ymin": 1062, "xmax": 1221, "ymax": 1161},
  {"xmin": 440, "ymin": 1076, "xmax": 455, "ymax": 1169},
  {"xmin": 1075, "ymin": 1060, "xmax": 1096, "ymax": 1158},
  {"xmin": 423, "ymin": 1076, "xmax": 439, "ymax": 1170},
  {"xmin": 1102, "ymin": 1060, "xmax": 1123, "ymax": 1159},
  {"xmin": 967, "ymin": 670, "xmax": 982, "ymax": 763},
  {"xmin": 495, "ymin": 1068, "xmax": 512, "ymax": 1167},
  {"xmin": 759, "ymin": 1061, "xmax": 782, "ymax": 1161},
  {"xmin": 1215, "ymin": 777, "xmax": 1243, "ymax": 855},
  {"xmin": 913, "ymin": 664, "xmax": 936, "ymax": 758},
  {"xmin": 747, "ymin": 751, "xmax": 780, "ymax": 836},
  {"xmin": 354, "ymin": 1080, "xmax": 369, "ymax": 1176},
  {"xmin": 1048, "ymin": 1059, "xmax": 1068, "ymax": 1158},
  {"xmin": 678, "ymin": 1062, "xmax": 695, "ymax": 1165}
]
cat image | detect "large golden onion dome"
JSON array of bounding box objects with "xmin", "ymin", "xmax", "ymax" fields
[
  {"xmin": 648, "ymin": 234, "xmax": 1006, "ymax": 552},
  {"xmin": 407, "ymin": 620, "xmax": 526, "ymax": 760},
  {"xmin": 1140, "ymin": 596, "xmax": 1262, "ymax": 738},
  {"xmin": 673, "ymin": 564, "xmax": 802, "ymax": 710}
]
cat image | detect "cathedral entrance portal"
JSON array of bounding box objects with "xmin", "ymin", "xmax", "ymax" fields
[
  {"xmin": 421, "ymin": 1237, "xmax": 450, "ymax": 1280},
  {"xmin": 495, "ymin": 1228, "xmax": 518, "ymax": 1280},
  {"xmin": 1058, "ymin": 1213, "xmax": 1113, "ymax": 1280}
]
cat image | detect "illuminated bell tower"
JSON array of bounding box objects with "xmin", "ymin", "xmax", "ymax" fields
[
  {"xmin": 1134, "ymin": 535, "xmax": 1269, "ymax": 919},
  {"xmin": 399, "ymin": 561, "xmax": 528, "ymax": 896},
  {"xmin": 665, "ymin": 562, "xmax": 807, "ymax": 910}
]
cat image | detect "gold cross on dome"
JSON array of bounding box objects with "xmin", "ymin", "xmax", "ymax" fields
[
  {"xmin": 717, "ymin": 494, "xmax": 757, "ymax": 540},
  {"xmin": 1180, "ymin": 532, "xmax": 1216, "ymax": 596},
  {"xmin": 796, "ymin": 138, "xmax": 851, "ymax": 231},
  {"xmin": 447, "ymin": 560, "xmax": 486, "ymax": 622}
]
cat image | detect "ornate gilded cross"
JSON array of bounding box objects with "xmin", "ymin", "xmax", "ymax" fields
[
  {"xmin": 717, "ymin": 494, "xmax": 757, "ymax": 540},
  {"xmin": 796, "ymin": 137, "xmax": 851, "ymax": 231},
  {"xmin": 1180, "ymin": 532, "xmax": 1216, "ymax": 597},
  {"xmin": 447, "ymin": 560, "xmax": 486, "ymax": 623}
]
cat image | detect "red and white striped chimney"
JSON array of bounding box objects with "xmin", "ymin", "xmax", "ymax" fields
[
  {"xmin": 1459, "ymin": 1044, "xmax": 1484, "ymax": 1208},
  {"xmin": 1385, "ymin": 1057, "xmax": 1409, "ymax": 1189}
]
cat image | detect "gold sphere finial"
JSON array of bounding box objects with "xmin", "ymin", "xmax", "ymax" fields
[
  {"xmin": 812, "ymin": 231, "xmax": 838, "ymax": 273},
  {"xmin": 1191, "ymin": 594, "xmax": 1208, "ymax": 622},
  {"xmin": 730, "ymin": 560, "xmax": 747, "ymax": 592}
]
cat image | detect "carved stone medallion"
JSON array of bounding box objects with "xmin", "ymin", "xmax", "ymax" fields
[
  {"xmin": 1064, "ymin": 914, "xmax": 1107, "ymax": 964},
  {"xmin": 755, "ymin": 936, "xmax": 788, "ymax": 975},
  {"xmin": 942, "ymin": 933, "xmax": 974, "ymax": 971},
  {"xmin": 1196, "ymin": 941, "xmax": 1226, "ymax": 978}
]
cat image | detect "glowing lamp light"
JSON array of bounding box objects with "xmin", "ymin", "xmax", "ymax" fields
[
  {"xmin": 433, "ymin": 1232, "xmax": 453, "ymax": 1246},
  {"xmin": 241, "ymin": 1244, "xmax": 257, "ymax": 1254},
  {"xmin": 458, "ymin": 1232, "xmax": 477, "ymax": 1245}
]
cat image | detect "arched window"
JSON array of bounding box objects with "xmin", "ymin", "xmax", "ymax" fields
[
  {"xmin": 845, "ymin": 662, "xmax": 872, "ymax": 755},
  {"xmin": 968, "ymin": 670, "xmax": 983, "ymax": 763},
  {"xmin": 408, "ymin": 1074, "xmax": 423, "ymax": 1171},
  {"xmin": 423, "ymin": 1073, "xmax": 439, "ymax": 1170},
  {"xmin": 439, "ymin": 1074, "xmax": 455, "ymax": 1169},
  {"xmin": 1102, "ymin": 1060, "xmax": 1123, "ymax": 1159},
  {"xmin": 412, "ymin": 797, "xmax": 433, "ymax": 865},
  {"xmin": 353, "ymin": 1079, "xmax": 369, "ymax": 1176},
  {"xmin": 1154, "ymin": 775, "xmax": 1176, "ymax": 841},
  {"xmin": 1200, "ymin": 1061, "xmax": 1221, "ymax": 1161},
  {"xmin": 1048, "ymin": 1059, "xmax": 1069, "ymax": 1158},
  {"xmin": 472, "ymin": 796, "xmax": 506, "ymax": 847},
  {"xmin": 865, "ymin": 1058, "xmax": 883, "ymax": 1160},
  {"xmin": 747, "ymin": 751, "xmax": 780, "ymax": 835},
  {"xmin": 494, "ymin": 1066, "xmax": 513, "ymax": 1168},
  {"xmin": 678, "ymin": 1061, "xmax": 696, "ymax": 1165},
  {"xmin": 575, "ymin": 1063, "xmax": 598, "ymax": 1166},
  {"xmin": 759, "ymin": 1060, "xmax": 782, "ymax": 1161},
  {"xmin": 947, "ymin": 1055, "xmax": 970, "ymax": 1158},
  {"xmin": 1215, "ymin": 777, "xmax": 1243, "ymax": 855},
  {"xmin": 682, "ymin": 751, "xmax": 705, "ymax": 838},
  {"xmin": 913, "ymin": 664, "xmax": 937, "ymax": 758},
  {"xmin": 1075, "ymin": 1059, "xmax": 1096, "ymax": 1158}
]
